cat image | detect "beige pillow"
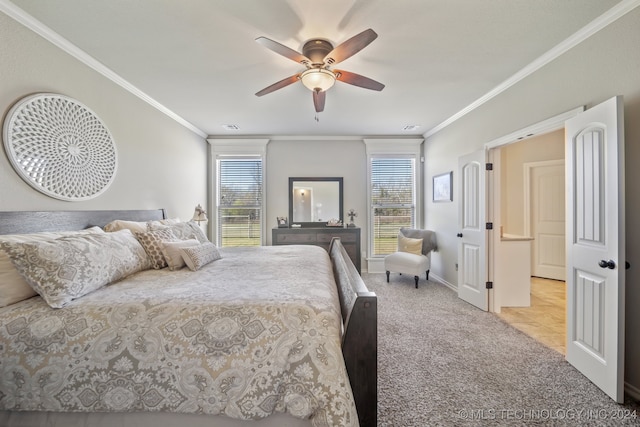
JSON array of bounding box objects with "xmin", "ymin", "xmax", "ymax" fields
[
  {"xmin": 0, "ymin": 226, "xmax": 105, "ymax": 307},
  {"xmin": 398, "ymin": 234, "xmax": 423, "ymax": 256},
  {"xmin": 179, "ymin": 242, "xmax": 221, "ymax": 271},
  {"xmin": 161, "ymin": 239, "xmax": 200, "ymax": 270},
  {"xmin": 135, "ymin": 228, "xmax": 179, "ymax": 269},
  {"xmin": 1, "ymin": 229, "xmax": 150, "ymax": 308}
]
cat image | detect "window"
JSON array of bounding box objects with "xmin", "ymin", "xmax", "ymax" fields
[
  {"xmin": 217, "ymin": 157, "xmax": 263, "ymax": 247},
  {"xmin": 370, "ymin": 157, "xmax": 416, "ymax": 255}
]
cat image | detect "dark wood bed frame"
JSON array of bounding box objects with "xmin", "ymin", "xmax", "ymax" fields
[{"xmin": 0, "ymin": 209, "xmax": 378, "ymax": 427}]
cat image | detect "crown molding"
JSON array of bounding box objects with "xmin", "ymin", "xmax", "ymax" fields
[
  {"xmin": 0, "ymin": 0, "xmax": 207, "ymax": 139},
  {"xmin": 424, "ymin": 0, "xmax": 640, "ymax": 138}
]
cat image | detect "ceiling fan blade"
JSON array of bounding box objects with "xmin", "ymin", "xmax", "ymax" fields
[
  {"xmin": 255, "ymin": 37, "xmax": 311, "ymax": 65},
  {"xmin": 323, "ymin": 28, "xmax": 377, "ymax": 65},
  {"xmin": 255, "ymin": 74, "xmax": 301, "ymax": 97},
  {"xmin": 334, "ymin": 69, "xmax": 385, "ymax": 91},
  {"xmin": 313, "ymin": 89, "xmax": 325, "ymax": 112}
]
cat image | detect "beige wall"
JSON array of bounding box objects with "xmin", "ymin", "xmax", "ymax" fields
[
  {"xmin": 500, "ymin": 129, "xmax": 564, "ymax": 235},
  {"xmin": 0, "ymin": 12, "xmax": 208, "ymax": 221},
  {"xmin": 423, "ymin": 8, "xmax": 640, "ymax": 392},
  {"xmin": 265, "ymin": 139, "xmax": 368, "ymax": 249}
]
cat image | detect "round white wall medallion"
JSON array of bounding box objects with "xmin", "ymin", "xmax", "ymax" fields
[{"xmin": 3, "ymin": 93, "xmax": 117, "ymax": 201}]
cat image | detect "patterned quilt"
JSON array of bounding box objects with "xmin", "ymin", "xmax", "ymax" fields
[{"xmin": 0, "ymin": 245, "xmax": 358, "ymax": 427}]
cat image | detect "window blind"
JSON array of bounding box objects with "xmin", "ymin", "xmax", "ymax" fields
[
  {"xmin": 217, "ymin": 158, "xmax": 263, "ymax": 247},
  {"xmin": 370, "ymin": 157, "xmax": 416, "ymax": 255}
]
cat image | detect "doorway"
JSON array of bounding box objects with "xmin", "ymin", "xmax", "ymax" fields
[{"xmin": 492, "ymin": 129, "xmax": 567, "ymax": 352}]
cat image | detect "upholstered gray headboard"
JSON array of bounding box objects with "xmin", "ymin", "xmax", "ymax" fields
[{"xmin": 0, "ymin": 209, "xmax": 167, "ymax": 235}]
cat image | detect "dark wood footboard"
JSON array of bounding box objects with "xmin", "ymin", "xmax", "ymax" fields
[{"xmin": 329, "ymin": 238, "xmax": 377, "ymax": 427}]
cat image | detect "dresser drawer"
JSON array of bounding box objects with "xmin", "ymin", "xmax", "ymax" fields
[
  {"xmin": 316, "ymin": 232, "xmax": 357, "ymax": 243},
  {"xmin": 275, "ymin": 232, "xmax": 316, "ymax": 243}
]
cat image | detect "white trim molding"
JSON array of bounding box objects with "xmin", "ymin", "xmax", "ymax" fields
[
  {"xmin": 0, "ymin": 0, "xmax": 207, "ymax": 139},
  {"xmin": 425, "ymin": 0, "xmax": 640, "ymax": 138}
]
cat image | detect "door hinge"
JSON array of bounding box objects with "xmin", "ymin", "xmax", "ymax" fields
[
  {"xmin": 486, "ymin": 163, "xmax": 493, "ymax": 171},
  {"xmin": 486, "ymin": 281, "xmax": 493, "ymax": 289},
  {"xmin": 486, "ymin": 222, "xmax": 493, "ymax": 230}
]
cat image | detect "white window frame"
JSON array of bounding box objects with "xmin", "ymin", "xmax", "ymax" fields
[
  {"xmin": 364, "ymin": 139, "xmax": 423, "ymax": 264},
  {"xmin": 208, "ymin": 139, "xmax": 269, "ymax": 246}
]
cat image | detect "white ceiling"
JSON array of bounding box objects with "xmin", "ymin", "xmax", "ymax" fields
[{"xmin": 4, "ymin": 0, "xmax": 625, "ymax": 137}]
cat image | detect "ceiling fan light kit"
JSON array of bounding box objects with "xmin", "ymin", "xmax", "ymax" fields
[
  {"xmin": 255, "ymin": 28, "xmax": 384, "ymax": 113},
  {"xmin": 300, "ymin": 68, "xmax": 336, "ymax": 92}
]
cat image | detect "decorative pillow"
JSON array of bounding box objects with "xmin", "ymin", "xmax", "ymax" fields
[
  {"xmin": 135, "ymin": 228, "xmax": 179, "ymax": 269},
  {"xmin": 104, "ymin": 218, "xmax": 181, "ymax": 233},
  {"xmin": 186, "ymin": 220, "xmax": 209, "ymax": 243},
  {"xmin": 179, "ymin": 242, "xmax": 221, "ymax": 271},
  {"xmin": 149, "ymin": 221, "xmax": 196, "ymax": 240},
  {"xmin": 1, "ymin": 229, "xmax": 150, "ymax": 308},
  {"xmin": 0, "ymin": 226, "xmax": 105, "ymax": 307},
  {"xmin": 398, "ymin": 234, "xmax": 423, "ymax": 256},
  {"xmin": 149, "ymin": 220, "xmax": 209, "ymax": 243},
  {"xmin": 161, "ymin": 239, "xmax": 200, "ymax": 270},
  {"xmin": 400, "ymin": 228, "xmax": 438, "ymax": 253}
]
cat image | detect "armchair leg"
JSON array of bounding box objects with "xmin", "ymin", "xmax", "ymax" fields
[
  {"xmin": 426, "ymin": 270, "xmax": 430, "ymax": 280},
  {"xmin": 386, "ymin": 271, "xmax": 390, "ymax": 283},
  {"xmin": 414, "ymin": 276, "xmax": 419, "ymax": 288}
]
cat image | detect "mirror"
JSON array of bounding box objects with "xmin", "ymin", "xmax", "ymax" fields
[{"xmin": 289, "ymin": 177, "xmax": 343, "ymax": 227}]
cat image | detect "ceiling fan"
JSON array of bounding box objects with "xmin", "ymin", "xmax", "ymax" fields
[{"xmin": 255, "ymin": 28, "xmax": 385, "ymax": 113}]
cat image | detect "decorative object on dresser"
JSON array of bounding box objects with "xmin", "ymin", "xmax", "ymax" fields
[
  {"xmin": 347, "ymin": 208, "xmax": 358, "ymax": 227},
  {"xmin": 273, "ymin": 226, "xmax": 361, "ymax": 273},
  {"xmin": 277, "ymin": 216, "xmax": 288, "ymax": 227},
  {"xmin": 3, "ymin": 93, "xmax": 117, "ymax": 201}
]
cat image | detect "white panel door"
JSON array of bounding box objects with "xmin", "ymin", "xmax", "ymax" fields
[
  {"xmin": 531, "ymin": 162, "xmax": 566, "ymax": 280},
  {"xmin": 565, "ymin": 96, "xmax": 625, "ymax": 403},
  {"xmin": 457, "ymin": 150, "xmax": 487, "ymax": 311}
]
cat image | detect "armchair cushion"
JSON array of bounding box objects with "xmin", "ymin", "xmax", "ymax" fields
[
  {"xmin": 400, "ymin": 228, "xmax": 437, "ymax": 255},
  {"xmin": 398, "ymin": 234, "xmax": 423, "ymax": 255}
]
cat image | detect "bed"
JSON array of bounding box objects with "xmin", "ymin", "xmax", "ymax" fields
[{"xmin": 0, "ymin": 209, "xmax": 377, "ymax": 427}]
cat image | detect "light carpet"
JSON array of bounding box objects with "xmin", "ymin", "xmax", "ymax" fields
[{"xmin": 363, "ymin": 273, "xmax": 640, "ymax": 426}]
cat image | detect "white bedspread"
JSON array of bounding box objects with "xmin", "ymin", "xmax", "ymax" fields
[{"xmin": 0, "ymin": 245, "xmax": 358, "ymax": 427}]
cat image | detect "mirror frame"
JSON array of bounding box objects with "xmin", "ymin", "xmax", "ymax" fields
[{"xmin": 288, "ymin": 177, "xmax": 343, "ymax": 227}]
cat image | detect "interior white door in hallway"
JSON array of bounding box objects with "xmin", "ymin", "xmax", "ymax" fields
[
  {"xmin": 527, "ymin": 161, "xmax": 566, "ymax": 280},
  {"xmin": 457, "ymin": 150, "xmax": 488, "ymax": 311},
  {"xmin": 565, "ymin": 96, "xmax": 625, "ymax": 403}
]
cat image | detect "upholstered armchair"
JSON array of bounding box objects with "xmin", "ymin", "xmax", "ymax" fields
[{"xmin": 384, "ymin": 228, "xmax": 437, "ymax": 288}]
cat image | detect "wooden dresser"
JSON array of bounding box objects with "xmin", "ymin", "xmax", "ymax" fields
[{"xmin": 272, "ymin": 227, "xmax": 361, "ymax": 273}]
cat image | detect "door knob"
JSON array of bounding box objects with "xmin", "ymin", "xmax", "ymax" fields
[
  {"xmin": 456, "ymin": 233, "xmax": 463, "ymax": 238},
  {"xmin": 598, "ymin": 259, "xmax": 616, "ymax": 269}
]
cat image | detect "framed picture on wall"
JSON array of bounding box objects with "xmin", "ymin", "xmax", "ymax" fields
[{"xmin": 433, "ymin": 171, "xmax": 453, "ymax": 202}]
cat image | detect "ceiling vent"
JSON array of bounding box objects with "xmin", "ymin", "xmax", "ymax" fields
[
  {"xmin": 402, "ymin": 125, "xmax": 420, "ymax": 131},
  {"xmin": 222, "ymin": 124, "xmax": 240, "ymax": 131}
]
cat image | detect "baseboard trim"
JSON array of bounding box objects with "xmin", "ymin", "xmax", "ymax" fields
[
  {"xmin": 625, "ymin": 381, "xmax": 640, "ymax": 402},
  {"xmin": 429, "ymin": 273, "xmax": 456, "ymax": 292},
  {"xmin": 366, "ymin": 257, "xmax": 386, "ymax": 274}
]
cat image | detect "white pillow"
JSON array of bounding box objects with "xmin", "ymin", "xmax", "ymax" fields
[
  {"xmin": 0, "ymin": 227, "xmax": 104, "ymax": 307},
  {"xmin": 161, "ymin": 239, "xmax": 200, "ymax": 270},
  {"xmin": 179, "ymin": 242, "xmax": 221, "ymax": 271},
  {"xmin": 2, "ymin": 229, "xmax": 150, "ymax": 308}
]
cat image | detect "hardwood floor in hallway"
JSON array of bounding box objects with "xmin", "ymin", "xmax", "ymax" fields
[{"xmin": 496, "ymin": 277, "xmax": 566, "ymax": 354}]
